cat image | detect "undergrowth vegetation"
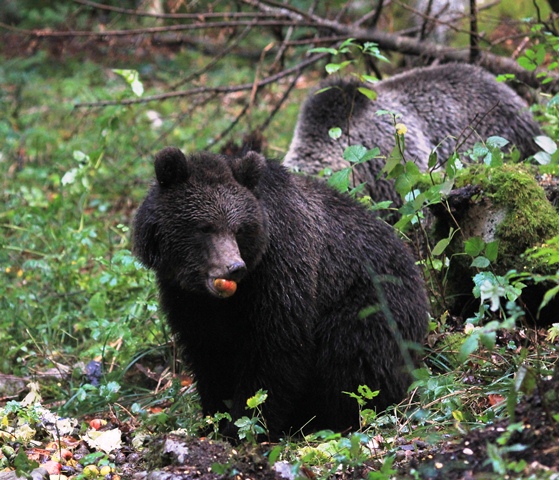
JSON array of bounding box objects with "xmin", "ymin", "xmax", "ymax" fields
[{"xmin": 1, "ymin": 3, "xmax": 559, "ymax": 479}]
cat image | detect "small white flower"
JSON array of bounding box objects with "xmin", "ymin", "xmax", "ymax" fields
[{"xmin": 479, "ymin": 279, "xmax": 505, "ymax": 312}]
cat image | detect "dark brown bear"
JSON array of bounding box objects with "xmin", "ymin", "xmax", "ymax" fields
[
  {"xmin": 133, "ymin": 147, "xmax": 429, "ymax": 439},
  {"xmin": 284, "ymin": 63, "xmax": 542, "ymax": 206}
]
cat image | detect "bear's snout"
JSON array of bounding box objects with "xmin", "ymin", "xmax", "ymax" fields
[{"xmin": 226, "ymin": 261, "xmax": 247, "ymax": 282}]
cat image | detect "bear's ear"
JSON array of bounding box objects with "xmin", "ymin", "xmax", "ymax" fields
[
  {"xmin": 154, "ymin": 147, "xmax": 190, "ymax": 187},
  {"xmin": 230, "ymin": 151, "xmax": 266, "ymax": 191}
]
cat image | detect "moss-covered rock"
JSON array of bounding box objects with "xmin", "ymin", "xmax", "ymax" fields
[
  {"xmin": 435, "ymin": 164, "xmax": 559, "ymax": 320},
  {"xmin": 454, "ymin": 164, "xmax": 559, "ymax": 272}
]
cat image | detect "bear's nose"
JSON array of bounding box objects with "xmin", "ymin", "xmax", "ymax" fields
[{"xmin": 227, "ymin": 261, "xmax": 247, "ymax": 282}]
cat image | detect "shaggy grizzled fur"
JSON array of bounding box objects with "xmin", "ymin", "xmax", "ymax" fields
[
  {"xmin": 284, "ymin": 63, "xmax": 542, "ymax": 205},
  {"xmin": 133, "ymin": 147, "xmax": 429, "ymax": 439}
]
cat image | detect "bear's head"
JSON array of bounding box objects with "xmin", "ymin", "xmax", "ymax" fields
[{"xmin": 133, "ymin": 147, "xmax": 269, "ymax": 298}]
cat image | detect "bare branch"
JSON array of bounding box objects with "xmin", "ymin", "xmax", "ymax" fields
[
  {"xmin": 170, "ymin": 22, "xmax": 257, "ymax": 90},
  {"xmin": 74, "ymin": 52, "xmax": 329, "ymax": 108},
  {"xmin": 0, "ymin": 19, "xmax": 314, "ymax": 38},
  {"xmin": 469, "ymin": 0, "xmax": 480, "ymax": 63},
  {"xmin": 72, "ymin": 0, "xmax": 275, "ymax": 19}
]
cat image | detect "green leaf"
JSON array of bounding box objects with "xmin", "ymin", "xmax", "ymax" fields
[
  {"xmin": 358, "ymin": 147, "xmax": 381, "ymax": 163},
  {"xmin": 89, "ymin": 292, "xmax": 107, "ymax": 319},
  {"xmin": 479, "ymin": 330, "xmax": 496, "ymax": 349},
  {"xmin": 496, "ymin": 73, "xmax": 516, "ymax": 82},
  {"xmin": 358, "ymin": 74, "xmax": 379, "ymax": 84},
  {"xmin": 534, "ymin": 44, "xmax": 546, "ymax": 65},
  {"xmin": 404, "ymin": 161, "xmax": 420, "ymax": 176},
  {"xmin": 464, "ymin": 237, "xmax": 485, "ymax": 257},
  {"xmin": 325, "ymin": 60, "xmax": 352, "ymax": 74},
  {"xmin": 533, "ymin": 152, "xmax": 552, "ymax": 165},
  {"xmin": 112, "ymin": 69, "xmax": 144, "ymax": 96},
  {"xmin": 344, "ymin": 390, "xmax": 366, "ymax": 406},
  {"xmin": 539, "ymin": 284, "xmax": 559, "ymax": 313},
  {"xmin": 234, "ymin": 416, "xmax": 254, "ymax": 438},
  {"xmin": 483, "ymin": 152, "xmax": 494, "ymax": 166},
  {"xmin": 357, "ymin": 385, "xmax": 379, "ymax": 400},
  {"xmin": 382, "ymin": 151, "xmax": 403, "ymax": 177},
  {"xmin": 432, "ymin": 238, "xmax": 451, "ymax": 256},
  {"xmin": 534, "ymin": 135, "xmax": 557, "ymax": 154},
  {"xmin": 459, "ymin": 334, "xmax": 479, "ymax": 362},
  {"xmin": 471, "ymin": 256, "xmax": 490, "ymax": 269},
  {"xmin": 328, "ymin": 127, "xmax": 342, "ymax": 139},
  {"xmin": 338, "ymin": 38, "xmax": 357, "ymax": 51},
  {"xmin": 358, "ymin": 304, "xmax": 381, "ymax": 319},
  {"xmin": 315, "ymin": 86, "xmax": 333, "ymax": 95},
  {"xmin": 518, "ymin": 56, "xmax": 537, "ymax": 71},
  {"xmin": 428, "ymin": 151, "xmax": 438, "ymax": 169},
  {"xmin": 343, "ymin": 144, "xmax": 368, "ymax": 163},
  {"xmin": 211, "ymin": 463, "xmax": 229, "ymax": 474},
  {"xmin": 327, "ymin": 168, "xmax": 351, "ymax": 193},
  {"xmin": 267, "ymin": 445, "xmax": 282, "ymax": 466},
  {"xmin": 357, "ymin": 87, "xmax": 377, "ymax": 101},
  {"xmin": 246, "ymin": 390, "xmax": 268, "ymax": 409},
  {"xmin": 484, "ymin": 240, "xmax": 499, "ymax": 262},
  {"xmin": 486, "ymin": 136, "xmax": 509, "ymax": 149},
  {"xmin": 473, "ymin": 143, "xmax": 489, "ymax": 158},
  {"xmin": 370, "ymin": 200, "xmax": 393, "ymax": 211},
  {"xmin": 308, "ymin": 47, "xmax": 339, "ymax": 55},
  {"xmin": 394, "ymin": 172, "xmax": 415, "ymax": 197}
]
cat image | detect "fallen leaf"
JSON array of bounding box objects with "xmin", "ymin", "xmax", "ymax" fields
[{"xmin": 83, "ymin": 428, "xmax": 122, "ymax": 454}]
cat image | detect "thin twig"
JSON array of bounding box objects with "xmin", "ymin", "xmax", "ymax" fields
[
  {"xmin": 259, "ymin": 72, "xmax": 302, "ymax": 132},
  {"xmin": 0, "ymin": 20, "xmax": 315, "ymax": 38},
  {"xmin": 75, "ymin": 52, "xmax": 329, "ymax": 108},
  {"xmin": 72, "ymin": 0, "xmax": 276, "ymax": 19},
  {"xmin": 170, "ymin": 21, "xmax": 257, "ymax": 90}
]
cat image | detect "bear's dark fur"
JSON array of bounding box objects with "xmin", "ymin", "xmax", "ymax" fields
[
  {"xmin": 284, "ymin": 63, "xmax": 542, "ymax": 205},
  {"xmin": 133, "ymin": 147, "xmax": 429, "ymax": 438}
]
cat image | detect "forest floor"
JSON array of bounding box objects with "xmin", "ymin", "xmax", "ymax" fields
[{"xmin": 119, "ymin": 371, "xmax": 559, "ymax": 479}]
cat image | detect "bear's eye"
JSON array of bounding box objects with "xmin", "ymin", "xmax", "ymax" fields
[
  {"xmin": 198, "ymin": 223, "xmax": 215, "ymax": 234},
  {"xmin": 237, "ymin": 224, "xmax": 257, "ymax": 237}
]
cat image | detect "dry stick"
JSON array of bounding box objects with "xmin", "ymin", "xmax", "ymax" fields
[
  {"xmin": 146, "ymin": 93, "xmax": 217, "ymax": 153},
  {"xmin": 239, "ymin": 0, "xmax": 315, "ymax": 22},
  {"xmin": 245, "ymin": 0, "xmax": 559, "ymax": 91},
  {"xmin": 249, "ymin": 42, "xmax": 275, "ymax": 114},
  {"xmin": 419, "ymin": 0, "xmax": 436, "ymax": 41},
  {"xmin": 3, "ymin": 4, "xmax": 556, "ymax": 90},
  {"xmin": 453, "ymin": 102, "xmax": 501, "ymax": 154},
  {"xmin": 470, "ymin": 0, "xmax": 480, "ymax": 63},
  {"xmin": 398, "ymin": 0, "xmax": 498, "ymax": 42},
  {"xmin": 270, "ymin": 26, "xmax": 294, "ymax": 72},
  {"xmin": 170, "ymin": 21, "xmax": 257, "ymax": 90},
  {"xmin": 72, "ymin": 0, "xmax": 276, "ymax": 19},
  {"xmin": 259, "ymin": 72, "xmax": 301, "ymax": 132},
  {"xmin": 355, "ymin": 0, "xmax": 387, "ymax": 28},
  {"xmin": 0, "ymin": 20, "xmax": 314, "ymax": 38},
  {"xmin": 334, "ymin": 0, "xmax": 353, "ymax": 22},
  {"xmin": 210, "ymin": 103, "xmax": 252, "ymax": 148},
  {"xmin": 74, "ymin": 52, "xmax": 329, "ymax": 108}
]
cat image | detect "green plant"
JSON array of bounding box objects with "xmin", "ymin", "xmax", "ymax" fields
[
  {"xmin": 310, "ymin": 38, "xmax": 389, "ymax": 86},
  {"xmin": 234, "ymin": 389, "xmax": 269, "ymax": 442},
  {"xmin": 344, "ymin": 385, "xmax": 380, "ymax": 429}
]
